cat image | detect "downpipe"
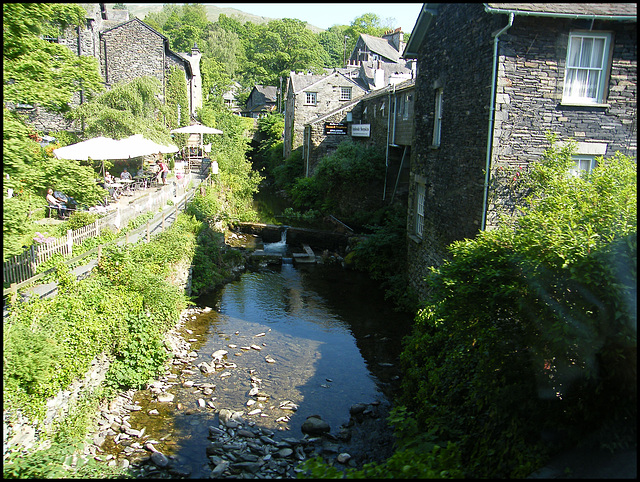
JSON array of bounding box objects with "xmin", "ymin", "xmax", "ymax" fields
[{"xmin": 481, "ymin": 12, "xmax": 514, "ymax": 231}]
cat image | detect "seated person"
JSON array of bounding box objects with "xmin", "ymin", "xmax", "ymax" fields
[
  {"xmin": 136, "ymin": 167, "xmax": 145, "ymax": 177},
  {"xmin": 54, "ymin": 190, "xmax": 78, "ymax": 210},
  {"xmin": 120, "ymin": 167, "xmax": 132, "ymax": 180},
  {"xmin": 46, "ymin": 188, "xmax": 68, "ymax": 218},
  {"xmin": 104, "ymin": 171, "xmax": 114, "ymax": 184}
]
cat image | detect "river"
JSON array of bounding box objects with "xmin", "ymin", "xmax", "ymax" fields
[{"xmin": 104, "ymin": 236, "xmax": 413, "ymax": 477}]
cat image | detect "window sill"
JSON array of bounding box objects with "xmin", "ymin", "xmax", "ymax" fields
[
  {"xmin": 408, "ymin": 233, "xmax": 422, "ymax": 244},
  {"xmin": 560, "ymin": 101, "xmax": 610, "ymax": 108}
]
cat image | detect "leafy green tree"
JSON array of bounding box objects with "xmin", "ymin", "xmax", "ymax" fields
[
  {"xmin": 202, "ymin": 24, "xmax": 245, "ymax": 79},
  {"xmin": 165, "ymin": 66, "xmax": 189, "ymax": 128},
  {"xmin": 3, "ymin": 3, "xmax": 104, "ymax": 111},
  {"xmin": 399, "ymin": 138, "xmax": 637, "ymax": 477},
  {"xmin": 67, "ymin": 76, "xmax": 173, "ymax": 144},
  {"xmin": 201, "ymin": 57, "xmax": 233, "ymax": 109},
  {"xmin": 318, "ymin": 27, "xmax": 347, "ymax": 68},
  {"xmin": 160, "ymin": 3, "xmax": 210, "ymax": 52}
]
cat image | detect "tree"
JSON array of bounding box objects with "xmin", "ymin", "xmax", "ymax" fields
[
  {"xmin": 202, "ymin": 24, "xmax": 245, "ymax": 79},
  {"xmin": 67, "ymin": 76, "xmax": 173, "ymax": 144},
  {"xmin": 318, "ymin": 27, "xmax": 347, "ymax": 68},
  {"xmin": 165, "ymin": 66, "xmax": 189, "ymax": 128},
  {"xmin": 399, "ymin": 138, "xmax": 637, "ymax": 477},
  {"xmin": 3, "ymin": 3, "xmax": 104, "ymax": 112}
]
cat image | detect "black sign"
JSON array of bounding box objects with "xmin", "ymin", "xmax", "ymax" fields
[{"xmin": 324, "ymin": 122, "xmax": 348, "ymax": 135}]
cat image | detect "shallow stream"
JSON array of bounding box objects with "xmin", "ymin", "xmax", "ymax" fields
[{"xmin": 104, "ymin": 238, "xmax": 412, "ymax": 477}]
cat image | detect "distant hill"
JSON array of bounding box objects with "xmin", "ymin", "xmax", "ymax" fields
[{"xmin": 115, "ymin": 3, "xmax": 326, "ymax": 33}]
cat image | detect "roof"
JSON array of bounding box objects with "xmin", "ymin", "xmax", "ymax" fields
[
  {"xmin": 289, "ymin": 71, "xmax": 368, "ymax": 94},
  {"xmin": 253, "ymin": 85, "xmax": 278, "ymax": 102},
  {"xmin": 99, "ymin": 17, "xmax": 168, "ymax": 40},
  {"xmin": 358, "ymin": 33, "xmax": 402, "ymax": 63},
  {"xmin": 405, "ymin": 3, "xmax": 636, "ymax": 58},
  {"xmin": 359, "ymin": 61, "xmax": 413, "ymax": 88},
  {"xmin": 306, "ymin": 78, "xmax": 416, "ymax": 126},
  {"xmin": 485, "ymin": 3, "xmax": 637, "ymax": 18}
]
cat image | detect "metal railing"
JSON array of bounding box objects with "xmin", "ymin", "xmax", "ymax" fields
[{"xmin": 3, "ymin": 173, "xmax": 208, "ymax": 303}]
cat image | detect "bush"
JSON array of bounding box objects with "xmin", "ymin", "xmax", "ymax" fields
[{"xmin": 398, "ymin": 139, "xmax": 636, "ymax": 477}]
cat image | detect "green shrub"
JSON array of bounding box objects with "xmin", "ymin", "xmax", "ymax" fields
[
  {"xmin": 399, "ymin": 139, "xmax": 636, "ymax": 477},
  {"xmin": 65, "ymin": 210, "xmax": 98, "ymax": 231}
]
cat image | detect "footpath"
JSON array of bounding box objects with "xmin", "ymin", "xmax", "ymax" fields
[{"xmin": 7, "ymin": 176, "xmax": 201, "ymax": 306}]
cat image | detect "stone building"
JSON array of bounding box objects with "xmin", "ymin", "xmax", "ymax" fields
[
  {"xmin": 403, "ymin": 3, "xmax": 637, "ymax": 299},
  {"xmin": 243, "ymin": 85, "xmax": 278, "ymax": 118},
  {"xmin": 12, "ymin": 3, "xmax": 201, "ymax": 133},
  {"xmin": 283, "ymin": 71, "xmax": 368, "ymax": 159},
  {"xmin": 302, "ymin": 79, "xmax": 415, "ymax": 202}
]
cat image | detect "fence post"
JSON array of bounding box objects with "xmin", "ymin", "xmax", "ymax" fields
[
  {"xmin": 10, "ymin": 283, "xmax": 17, "ymax": 305},
  {"xmin": 29, "ymin": 245, "xmax": 37, "ymax": 278},
  {"xmin": 174, "ymin": 204, "xmax": 178, "ymax": 224},
  {"xmin": 162, "ymin": 212, "xmax": 165, "ymax": 231},
  {"xmin": 97, "ymin": 244, "xmax": 102, "ymax": 261},
  {"xmin": 146, "ymin": 222, "xmax": 151, "ymax": 242},
  {"xmin": 67, "ymin": 229, "xmax": 73, "ymax": 257},
  {"xmin": 126, "ymin": 232, "xmax": 129, "ymax": 245}
]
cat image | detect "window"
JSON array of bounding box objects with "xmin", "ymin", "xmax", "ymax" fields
[
  {"xmin": 403, "ymin": 93, "xmax": 411, "ymax": 120},
  {"xmin": 305, "ymin": 92, "xmax": 317, "ymax": 105},
  {"xmin": 569, "ymin": 155, "xmax": 597, "ymax": 177},
  {"xmin": 432, "ymin": 89, "xmax": 443, "ymax": 147},
  {"xmin": 340, "ymin": 87, "xmax": 352, "ymax": 101},
  {"xmin": 415, "ymin": 182, "xmax": 425, "ymax": 238},
  {"xmin": 563, "ymin": 32, "xmax": 612, "ymax": 104}
]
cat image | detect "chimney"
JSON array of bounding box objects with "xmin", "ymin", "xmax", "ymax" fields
[{"xmin": 374, "ymin": 65, "xmax": 385, "ymax": 90}]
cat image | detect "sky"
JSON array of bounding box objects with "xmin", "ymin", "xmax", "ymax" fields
[{"xmin": 211, "ymin": 3, "xmax": 425, "ymax": 32}]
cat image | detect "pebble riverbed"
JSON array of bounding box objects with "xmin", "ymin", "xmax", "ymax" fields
[{"xmin": 77, "ymin": 302, "xmax": 400, "ymax": 478}]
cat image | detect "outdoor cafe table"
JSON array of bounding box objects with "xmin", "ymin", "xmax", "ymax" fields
[
  {"xmin": 118, "ymin": 178, "xmax": 135, "ymax": 194},
  {"xmin": 105, "ymin": 181, "xmax": 124, "ymax": 200}
]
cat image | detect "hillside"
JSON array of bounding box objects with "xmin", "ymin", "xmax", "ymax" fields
[{"xmin": 115, "ymin": 3, "xmax": 326, "ymax": 33}]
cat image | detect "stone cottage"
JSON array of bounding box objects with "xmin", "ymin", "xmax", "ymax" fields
[
  {"xmin": 403, "ymin": 3, "xmax": 637, "ymax": 298},
  {"xmin": 283, "ymin": 71, "xmax": 368, "ymax": 159},
  {"xmin": 243, "ymin": 85, "xmax": 278, "ymax": 118},
  {"xmin": 13, "ymin": 3, "xmax": 201, "ymax": 133},
  {"xmin": 302, "ymin": 79, "xmax": 415, "ymax": 203}
]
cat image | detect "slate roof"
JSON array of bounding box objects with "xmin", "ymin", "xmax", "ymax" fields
[
  {"xmin": 359, "ymin": 61, "xmax": 413, "ymax": 89},
  {"xmin": 485, "ymin": 3, "xmax": 637, "ymax": 17},
  {"xmin": 254, "ymin": 85, "xmax": 278, "ymax": 103},
  {"xmin": 289, "ymin": 72, "xmax": 368, "ymax": 94},
  {"xmin": 358, "ymin": 33, "xmax": 402, "ymax": 63}
]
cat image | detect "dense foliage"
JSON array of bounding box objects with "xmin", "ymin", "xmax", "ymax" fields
[
  {"xmin": 289, "ymin": 140, "xmax": 386, "ymax": 228},
  {"xmin": 3, "ymin": 3, "xmax": 104, "ymax": 111},
  {"xmin": 398, "ymin": 141, "xmax": 637, "ymax": 477}
]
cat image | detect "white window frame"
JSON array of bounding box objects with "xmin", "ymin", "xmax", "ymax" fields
[
  {"xmin": 340, "ymin": 87, "xmax": 352, "ymax": 101},
  {"xmin": 432, "ymin": 89, "xmax": 443, "ymax": 147},
  {"xmin": 305, "ymin": 92, "xmax": 317, "ymax": 105},
  {"xmin": 403, "ymin": 93, "xmax": 410, "ymax": 120},
  {"xmin": 562, "ymin": 31, "xmax": 612, "ymax": 105},
  {"xmin": 415, "ymin": 182, "xmax": 425, "ymax": 238},
  {"xmin": 569, "ymin": 155, "xmax": 597, "ymax": 177}
]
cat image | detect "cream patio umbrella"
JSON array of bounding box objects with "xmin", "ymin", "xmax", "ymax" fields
[{"xmin": 53, "ymin": 136, "xmax": 130, "ymax": 177}]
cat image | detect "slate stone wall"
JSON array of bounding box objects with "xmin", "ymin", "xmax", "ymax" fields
[
  {"xmin": 100, "ymin": 21, "xmax": 165, "ymax": 87},
  {"xmin": 406, "ymin": 4, "xmax": 637, "ymax": 300},
  {"xmin": 406, "ymin": 4, "xmax": 496, "ymax": 299}
]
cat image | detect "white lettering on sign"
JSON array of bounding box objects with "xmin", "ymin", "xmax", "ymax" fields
[{"xmin": 351, "ymin": 124, "xmax": 370, "ymax": 137}]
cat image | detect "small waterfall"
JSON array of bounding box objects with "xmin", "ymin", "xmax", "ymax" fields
[{"xmin": 264, "ymin": 227, "xmax": 292, "ymax": 264}]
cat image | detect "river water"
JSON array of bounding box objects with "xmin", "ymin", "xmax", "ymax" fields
[{"xmin": 111, "ymin": 238, "xmax": 412, "ymax": 477}]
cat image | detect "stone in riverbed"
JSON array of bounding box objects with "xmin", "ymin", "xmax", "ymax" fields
[
  {"xmin": 301, "ymin": 416, "xmax": 330, "ymax": 435},
  {"xmin": 151, "ymin": 451, "xmax": 169, "ymax": 467},
  {"xmin": 157, "ymin": 393, "xmax": 174, "ymax": 403}
]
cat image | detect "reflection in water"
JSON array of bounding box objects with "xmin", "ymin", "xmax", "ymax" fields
[{"xmin": 123, "ymin": 261, "xmax": 412, "ymax": 477}]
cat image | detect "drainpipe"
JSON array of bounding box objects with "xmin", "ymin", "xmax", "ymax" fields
[
  {"xmin": 481, "ymin": 12, "xmax": 514, "ymax": 231},
  {"xmin": 383, "ymin": 85, "xmax": 393, "ymax": 200}
]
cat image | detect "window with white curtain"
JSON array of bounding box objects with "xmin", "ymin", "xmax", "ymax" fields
[{"xmin": 563, "ymin": 32, "xmax": 612, "ymax": 104}]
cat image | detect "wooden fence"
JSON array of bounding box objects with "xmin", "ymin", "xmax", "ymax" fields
[{"xmin": 3, "ymin": 175, "xmax": 197, "ymax": 287}]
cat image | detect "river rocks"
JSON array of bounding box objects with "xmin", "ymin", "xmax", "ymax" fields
[
  {"xmin": 150, "ymin": 450, "xmax": 169, "ymax": 467},
  {"xmin": 301, "ymin": 416, "xmax": 331, "ymax": 435},
  {"xmin": 156, "ymin": 393, "xmax": 174, "ymax": 403}
]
